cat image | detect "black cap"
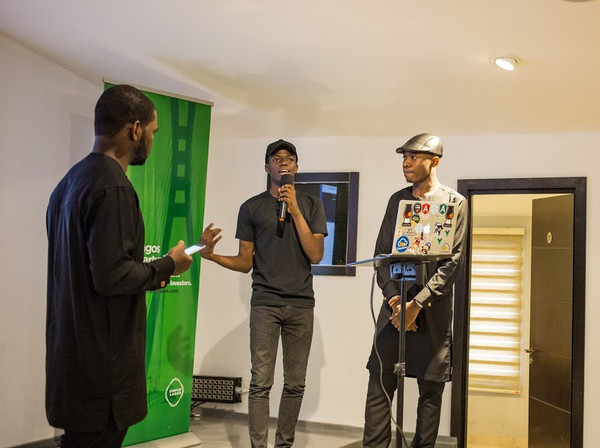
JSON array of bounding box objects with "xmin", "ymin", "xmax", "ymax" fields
[
  {"xmin": 396, "ymin": 133, "xmax": 443, "ymax": 158},
  {"xmin": 265, "ymin": 139, "xmax": 298, "ymax": 163}
]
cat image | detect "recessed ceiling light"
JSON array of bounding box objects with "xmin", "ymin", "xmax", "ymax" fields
[{"xmin": 493, "ymin": 56, "xmax": 519, "ymax": 71}]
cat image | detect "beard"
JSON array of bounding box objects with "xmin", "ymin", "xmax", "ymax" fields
[{"xmin": 130, "ymin": 131, "xmax": 148, "ymax": 166}]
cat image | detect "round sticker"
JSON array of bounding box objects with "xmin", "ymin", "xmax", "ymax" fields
[{"xmin": 395, "ymin": 236, "xmax": 409, "ymax": 253}]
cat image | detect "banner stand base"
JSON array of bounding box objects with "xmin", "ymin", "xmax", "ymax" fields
[{"xmin": 127, "ymin": 432, "xmax": 201, "ymax": 448}]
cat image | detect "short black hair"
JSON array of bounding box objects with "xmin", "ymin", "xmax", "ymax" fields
[{"xmin": 94, "ymin": 85, "xmax": 155, "ymax": 138}]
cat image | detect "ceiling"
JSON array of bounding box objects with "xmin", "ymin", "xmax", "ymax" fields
[{"xmin": 2, "ymin": 0, "xmax": 599, "ymax": 139}]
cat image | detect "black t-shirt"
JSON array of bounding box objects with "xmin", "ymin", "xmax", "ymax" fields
[{"xmin": 236, "ymin": 190, "xmax": 327, "ymax": 308}]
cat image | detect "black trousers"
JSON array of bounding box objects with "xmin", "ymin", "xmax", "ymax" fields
[
  {"xmin": 363, "ymin": 371, "xmax": 445, "ymax": 448},
  {"xmin": 61, "ymin": 409, "xmax": 127, "ymax": 448}
]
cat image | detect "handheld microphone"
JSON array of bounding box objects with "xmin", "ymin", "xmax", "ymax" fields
[{"xmin": 279, "ymin": 174, "xmax": 294, "ymax": 222}]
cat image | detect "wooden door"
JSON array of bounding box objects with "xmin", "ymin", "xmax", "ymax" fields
[{"xmin": 528, "ymin": 194, "xmax": 574, "ymax": 447}]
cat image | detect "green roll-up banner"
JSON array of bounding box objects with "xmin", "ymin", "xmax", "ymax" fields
[{"xmin": 103, "ymin": 83, "xmax": 211, "ymax": 445}]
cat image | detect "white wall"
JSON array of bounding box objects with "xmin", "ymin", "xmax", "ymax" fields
[
  {"xmin": 3, "ymin": 30, "xmax": 600, "ymax": 446},
  {"xmin": 0, "ymin": 33, "xmax": 100, "ymax": 446},
  {"xmin": 194, "ymin": 134, "xmax": 599, "ymax": 445}
]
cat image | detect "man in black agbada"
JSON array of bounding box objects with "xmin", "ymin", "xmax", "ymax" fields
[
  {"xmin": 363, "ymin": 133, "xmax": 467, "ymax": 448},
  {"xmin": 46, "ymin": 85, "xmax": 192, "ymax": 447}
]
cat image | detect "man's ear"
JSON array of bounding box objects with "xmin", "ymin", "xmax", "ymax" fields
[
  {"xmin": 432, "ymin": 156, "xmax": 440, "ymax": 168},
  {"xmin": 130, "ymin": 120, "xmax": 143, "ymax": 141},
  {"xmin": 264, "ymin": 164, "xmax": 270, "ymax": 174}
]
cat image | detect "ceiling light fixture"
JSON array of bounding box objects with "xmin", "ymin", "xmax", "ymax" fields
[{"xmin": 493, "ymin": 56, "xmax": 519, "ymax": 71}]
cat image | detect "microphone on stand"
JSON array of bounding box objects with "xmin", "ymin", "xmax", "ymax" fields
[{"xmin": 279, "ymin": 174, "xmax": 294, "ymax": 222}]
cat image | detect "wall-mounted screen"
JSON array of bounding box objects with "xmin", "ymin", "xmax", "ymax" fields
[{"xmin": 294, "ymin": 172, "xmax": 359, "ymax": 276}]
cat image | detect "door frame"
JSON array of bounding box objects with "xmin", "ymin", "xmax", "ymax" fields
[{"xmin": 450, "ymin": 177, "xmax": 586, "ymax": 448}]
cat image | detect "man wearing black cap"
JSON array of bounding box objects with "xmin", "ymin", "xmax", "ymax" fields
[
  {"xmin": 199, "ymin": 139, "xmax": 327, "ymax": 448},
  {"xmin": 363, "ymin": 133, "xmax": 468, "ymax": 448}
]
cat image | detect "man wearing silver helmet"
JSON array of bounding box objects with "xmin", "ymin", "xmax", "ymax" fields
[{"xmin": 363, "ymin": 133, "xmax": 468, "ymax": 448}]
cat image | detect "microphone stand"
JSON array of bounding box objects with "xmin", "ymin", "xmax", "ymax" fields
[
  {"xmin": 350, "ymin": 254, "xmax": 449, "ymax": 448},
  {"xmin": 389, "ymin": 259, "xmax": 417, "ymax": 448}
]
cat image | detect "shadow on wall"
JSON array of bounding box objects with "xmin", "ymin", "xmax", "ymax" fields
[{"xmin": 69, "ymin": 113, "xmax": 93, "ymax": 166}]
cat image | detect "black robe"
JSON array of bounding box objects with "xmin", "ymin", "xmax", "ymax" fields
[
  {"xmin": 46, "ymin": 153, "xmax": 174, "ymax": 431},
  {"xmin": 368, "ymin": 185, "xmax": 468, "ymax": 381}
]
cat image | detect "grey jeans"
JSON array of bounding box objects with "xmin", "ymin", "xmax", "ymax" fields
[{"xmin": 248, "ymin": 305, "xmax": 314, "ymax": 448}]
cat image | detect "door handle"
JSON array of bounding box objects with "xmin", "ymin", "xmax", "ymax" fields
[{"xmin": 525, "ymin": 348, "xmax": 538, "ymax": 364}]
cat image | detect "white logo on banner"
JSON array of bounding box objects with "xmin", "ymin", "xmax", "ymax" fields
[{"xmin": 165, "ymin": 378, "xmax": 184, "ymax": 407}]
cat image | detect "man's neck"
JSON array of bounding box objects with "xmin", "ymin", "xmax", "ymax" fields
[
  {"xmin": 267, "ymin": 181, "xmax": 279, "ymax": 197},
  {"xmin": 412, "ymin": 179, "xmax": 440, "ymax": 199},
  {"xmin": 92, "ymin": 137, "xmax": 129, "ymax": 172}
]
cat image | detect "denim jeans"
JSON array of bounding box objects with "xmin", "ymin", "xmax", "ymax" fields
[{"xmin": 248, "ymin": 305, "xmax": 314, "ymax": 448}]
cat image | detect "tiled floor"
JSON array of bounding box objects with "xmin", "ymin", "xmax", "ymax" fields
[
  {"xmin": 19, "ymin": 408, "xmax": 457, "ymax": 448},
  {"xmin": 189, "ymin": 408, "xmax": 363, "ymax": 447},
  {"xmin": 188, "ymin": 407, "xmax": 458, "ymax": 447}
]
